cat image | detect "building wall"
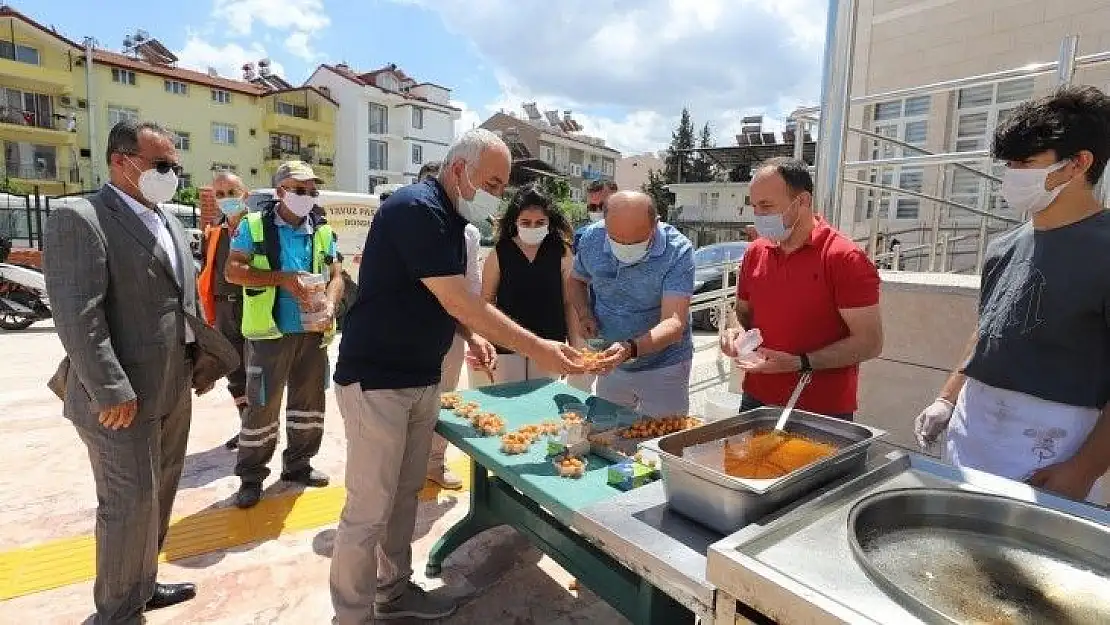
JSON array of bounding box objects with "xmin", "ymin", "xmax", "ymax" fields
[
  {"xmin": 616, "ymin": 153, "xmax": 665, "ymax": 192},
  {"xmin": 842, "ymin": 0, "xmax": 1110, "ymax": 268},
  {"xmin": 307, "ymin": 69, "xmax": 363, "ymax": 192},
  {"xmin": 260, "ymin": 88, "xmax": 337, "ymax": 187}
]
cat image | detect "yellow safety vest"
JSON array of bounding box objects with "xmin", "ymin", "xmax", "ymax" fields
[{"xmin": 241, "ymin": 211, "xmax": 336, "ymax": 344}]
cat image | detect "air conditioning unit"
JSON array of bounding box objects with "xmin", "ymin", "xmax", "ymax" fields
[{"xmin": 59, "ymin": 96, "xmax": 73, "ymax": 107}]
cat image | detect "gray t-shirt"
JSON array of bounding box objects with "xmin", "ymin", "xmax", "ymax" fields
[{"xmin": 963, "ymin": 211, "xmax": 1110, "ymax": 408}]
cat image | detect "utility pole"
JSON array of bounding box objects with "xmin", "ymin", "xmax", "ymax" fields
[{"xmin": 84, "ymin": 36, "xmax": 98, "ymax": 188}]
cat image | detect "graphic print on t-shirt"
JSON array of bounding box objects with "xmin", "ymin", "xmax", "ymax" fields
[{"xmin": 980, "ymin": 259, "xmax": 1046, "ymax": 339}]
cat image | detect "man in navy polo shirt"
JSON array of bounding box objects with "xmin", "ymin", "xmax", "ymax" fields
[
  {"xmin": 567, "ymin": 190, "xmax": 696, "ymax": 417},
  {"xmin": 329, "ymin": 129, "xmax": 584, "ymax": 624}
]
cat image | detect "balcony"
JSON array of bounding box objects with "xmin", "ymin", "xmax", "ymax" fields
[
  {"xmin": 263, "ymin": 146, "xmax": 335, "ymax": 167},
  {"xmin": 263, "ymin": 102, "xmax": 329, "ymax": 136},
  {"xmin": 0, "ymin": 55, "xmax": 73, "ymax": 94},
  {"xmin": 0, "ymin": 106, "xmax": 77, "ymax": 145}
]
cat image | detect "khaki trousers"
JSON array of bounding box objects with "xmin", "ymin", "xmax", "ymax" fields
[
  {"xmin": 330, "ymin": 382, "xmax": 439, "ymax": 624},
  {"xmin": 428, "ymin": 334, "xmax": 465, "ymax": 473}
]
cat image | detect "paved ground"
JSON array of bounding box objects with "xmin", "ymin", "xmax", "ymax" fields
[{"xmin": 0, "ymin": 322, "xmax": 727, "ymax": 624}]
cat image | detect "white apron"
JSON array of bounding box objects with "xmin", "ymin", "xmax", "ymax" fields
[{"xmin": 945, "ymin": 378, "xmax": 1105, "ymax": 503}]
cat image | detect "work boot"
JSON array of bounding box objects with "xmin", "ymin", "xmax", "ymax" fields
[
  {"xmin": 427, "ymin": 466, "xmax": 463, "ymax": 490},
  {"xmin": 281, "ymin": 467, "xmax": 330, "ymax": 488},
  {"xmin": 235, "ymin": 482, "xmax": 263, "ymax": 509},
  {"xmin": 375, "ymin": 582, "xmax": 457, "ymax": 621}
]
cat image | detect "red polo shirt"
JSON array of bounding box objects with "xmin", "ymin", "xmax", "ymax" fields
[{"xmin": 738, "ymin": 217, "xmax": 880, "ymax": 415}]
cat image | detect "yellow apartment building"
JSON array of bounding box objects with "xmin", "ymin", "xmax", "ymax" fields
[
  {"xmin": 0, "ymin": 6, "xmax": 338, "ymax": 196},
  {"xmin": 0, "ymin": 7, "xmax": 84, "ymax": 196}
]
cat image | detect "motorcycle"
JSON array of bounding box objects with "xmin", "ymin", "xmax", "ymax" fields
[{"xmin": 0, "ymin": 261, "xmax": 52, "ymax": 331}]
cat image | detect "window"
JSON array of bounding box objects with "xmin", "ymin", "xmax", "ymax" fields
[
  {"xmin": 369, "ymin": 140, "xmax": 388, "ymax": 170},
  {"xmin": 369, "ymin": 103, "xmax": 388, "ymax": 134},
  {"xmin": 948, "ymin": 77, "xmax": 1035, "ymax": 217},
  {"xmin": 211, "ymin": 89, "xmax": 232, "ymax": 104},
  {"xmin": 270, "ymin": 133, "xmax": 301, "ymax": 156},
  {"xmin": 411, "ymin": 107, "xmax": 424, "ymax": 130},
  {"xmin": 107, "ymin": 106, "xmax": 139, "ymax": 127},
  {"xmin": 602, "ymin": 160, "xmax": 614, "ymax": 176},
  {"xmin": 709, "ymin": 192, "xmax": 720, "ymax": 210},
  {"xmin": 275, "ymin": 101, "xmax": 310, "ymax": 118},
  {"xmin": 570, "ymin": 187, "xmax": 583, "ymax": 202},
  {"xmin": 569, "ymin": 163, "xmax": 582, "ymax": 177},
  {"xmin": 172, "ymin": 131, "xmax": 190, "ymax": 151},
  {"xmin": 211, "ymin": 163, "xmax": 238, "ymax": 173},
  {"xmin": 111, "ymin": 68, "xmax": 137, "ymax": 85},
  {"xmin": 540, "ymin": 145, "xmax": 555, "ymax": 163},
  {"xmin": 212, "ymin": 123, "xmax": 237, "ymax": 145},
  {"xmin": 0, "ymin": 41, "xmax": 39, "ymax": 65},
  {"xmin": 164, "ymin": 80, "xmax": 188, "ymax": 96},
  {"xmin": 368, "ymin": 175, "xmax": 389, "ymax": 193},
  {"xmin": 411, "ymin": 143, "xmax": 423, "ymax": 165},
  {"xmin": 179, "ymin": 173, "xmax": 193, "ymax": 189},
  {"xmin": 861, "ymin": 95, "xmax": 931, "ymax": 222}
]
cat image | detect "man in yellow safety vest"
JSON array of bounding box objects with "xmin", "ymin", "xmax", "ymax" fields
[{"xmin": 225, "ymin": 161, "xmax": 344, "ymax": 509}]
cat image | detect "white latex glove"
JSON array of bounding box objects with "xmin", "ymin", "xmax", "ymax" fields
[{"xmin": 913, "ymin": 398, "xmax": 955, "ymax": 448}]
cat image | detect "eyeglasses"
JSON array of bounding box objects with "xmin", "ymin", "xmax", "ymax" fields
[
  {"xmin": 587, "ymin": 204, "xmax": 602, "ymax": 211},
  {"xmin": 213, "ymin": 190, "xmax": 242, "ymax": 199},
  {"xmin": 282, "ymin": 186, "xmax": 320, "ymax": 198}
]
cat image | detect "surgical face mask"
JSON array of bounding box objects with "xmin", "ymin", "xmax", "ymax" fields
[
  {"xmin": 752, "ymin": 198, "xmax": 800, "ymax": 243},
  {"xmin": 217, "ymin": 197, "xmax": 245, "ymax": 216},
  {"xmin": 608, "ymin": 236, "xmax": 650, "ymax": 264},
  {"xmin": 282, "ymin": 191, "xmax": 316, "ymax": 218},
  {"xmin": 128, "ymin": 158, "xmax": 178, "ymax": 205},
  {"xmin": 1001, "ymin": 161, "xmax": 1070, "ymax": 215},
  {"xmin": 588, "ymin": 211, "xmax": 604, "ymax": 222},
  {"xmin": 518, "ymin": 225, "xmax": 548, "ymax": 246},
  {"xmin": 456, "ymin": 168, "xmax": 500, "ymax": 225}
]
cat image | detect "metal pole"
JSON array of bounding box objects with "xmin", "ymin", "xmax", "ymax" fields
[
  {"xmin": 814, "ymin": 0, "xmax": 860, "ymax": 229},
  {"xmin": 891, "ymin": 243, "xmax": 902, "ymax": 271},
  {"xmin": 84, "ymin": 37, "xmax": 98, "ymax": 188},
  {"xmin": 929, "ymin": 169, "xmax": 944, "ymax": 271},
  {"xmin": 793, "ymin": 122, "xmax": 806, "ymax": 161},
  {"xmin": 975, "ymin": 216, "xmax": 989, "ymax": 274},
  {"xmin": 1057, "ymin": 35, "xmax": 1079, "ymax": 86}
]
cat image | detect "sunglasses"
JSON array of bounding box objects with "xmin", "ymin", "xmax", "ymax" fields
[
  {"xmin": 282, "ymin": 186, "xmax": 320, "ymax": 198},
  {"xmin": 587, "ymin": 204, "xmax": 602, "ymax": 211}
]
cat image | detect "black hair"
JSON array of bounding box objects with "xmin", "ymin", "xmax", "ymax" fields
[
  {"xmin": 993, "ymin": 85, "xmax": 1110, "ymax": 185},
  {"xmin": 587, "ymin": 179, "xmax": 618, "ymax": 193},
  {"xmin": 417, "ymin": 161, "xmax": 442, "ymax": 180},
  {"xmin": 495, "ymin": 183, "xmax": 571, "ymax": 247},
  {"xmin": 379, "ymin": 191, "xmax": 393, "ymax": 202},
  {"xmin": 756, "ymin": 157, "xmax": 814, "ymax": 196},
  {"xmin": 105, "ymin": 119, "xmax": 173, "ymax": 162}
]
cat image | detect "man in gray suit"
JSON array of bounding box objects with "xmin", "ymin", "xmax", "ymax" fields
[{"xmin": 44, "ymin": 120, "xmax": 205, "ymax": 624}]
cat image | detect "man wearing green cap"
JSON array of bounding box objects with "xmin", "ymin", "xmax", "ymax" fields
[{"xmin": 225, "ymin": 160, "xmax": 344, "ymax": 509}]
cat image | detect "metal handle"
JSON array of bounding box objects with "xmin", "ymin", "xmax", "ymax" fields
[{"xmin": 775, "ymin": 371, "xmax": 813, "ymax": 432}]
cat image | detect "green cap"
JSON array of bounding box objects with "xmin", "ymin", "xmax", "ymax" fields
[{"xmin": 273, "ymin": 160, "xmax": 323, "ymax": 186}]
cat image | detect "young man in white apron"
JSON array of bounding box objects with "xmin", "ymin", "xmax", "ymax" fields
[{"xmin": 914, "ymin": 85, "xmax": 1110, "ymax": 503}]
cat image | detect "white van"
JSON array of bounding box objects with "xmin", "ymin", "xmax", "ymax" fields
[{"xmin": 245, "ymin": 189, "xmax": 380, "ymax": 281}]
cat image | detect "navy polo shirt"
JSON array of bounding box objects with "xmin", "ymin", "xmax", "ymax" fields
[{"xmin": 334, "ymin": 179, "xmax": 467, "ymax": 390}]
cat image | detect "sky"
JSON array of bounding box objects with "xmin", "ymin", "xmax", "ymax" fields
[{"xmin": 29, "ymin": 0, "xmax": 829, "ymax": 155}]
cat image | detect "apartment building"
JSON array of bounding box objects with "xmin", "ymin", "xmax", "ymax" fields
[
  {"xmin": 841, "ymin": 0, "xmax": 1110, "ymax": 269},
  {"xmin": 616, "ymin": 152, "xmax": 665, "ymax": 193},
  {"xmin": 480, "ymin": 104, "xmax": 620, "ymax": 201},
  {"xmin": 307, "ymin": 63, "xmax": 460, "ymax": 194},
  {"xmin": 0, "ymin": 7, "xmax": 83, "ymax": 196},
  {"xmin": 0, "ymin": 7, "xmax": 338, "ymax": 197}
]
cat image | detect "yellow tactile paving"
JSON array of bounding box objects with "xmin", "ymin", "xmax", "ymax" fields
[{"xmin": 0, "ymin": 458, "xmax": 471, "ymax": 600}]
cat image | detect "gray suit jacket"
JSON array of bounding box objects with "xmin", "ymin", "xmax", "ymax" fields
[{"xmin": 43, "ymin": 186, "xmax": 206, "ymax": 426}]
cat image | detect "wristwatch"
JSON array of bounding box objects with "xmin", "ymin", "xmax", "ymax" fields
[
  {"xmin": 623, "ymin": 339, "xmax": 639, "ymax": 361},
  {"xmin": 799, "ymin": 353, "xmax": 813, "ymax": 373}
]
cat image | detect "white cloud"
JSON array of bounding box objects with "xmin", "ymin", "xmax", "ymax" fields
[
  {"xmin": 396, "ymin": 0, "xmax": 826, "ymax": 154},
  {"xmin": 212, "ymin": 0, "xmax": 330, "ymax": 60},
  {"xmin": 176, "ymin": 33, "xmax": 286, "ymax": 80},
  {"xmin": 451, "ymin": 100, "xmax": 481, "ymax": 138}
]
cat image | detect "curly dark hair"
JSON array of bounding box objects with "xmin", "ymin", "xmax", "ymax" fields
[
  {"xmin": 495, "ymin": 183, "xmax": 572, "ymax": 247},
  {"xmin": 993, "ymin": 85, "xmax": 1110, "ymax": 185}
]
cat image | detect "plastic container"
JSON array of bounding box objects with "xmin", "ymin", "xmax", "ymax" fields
[
  {"xmin": 298, "ymin": 273, "xmax": 330, "ymax": 332},
  {"xmin": 704, "ymin": 391, "xmax": 746, "ymax": 422}
]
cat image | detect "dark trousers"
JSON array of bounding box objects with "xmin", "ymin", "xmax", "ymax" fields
[
  {"xmin": 236, "ymin": 333, "xmax": 328, "ymax": 484},
  {"xmin": 739, "ymin": 394, "xmax": 855, "ymax": 421},
  {"xmin": 76, "ymin": 359, "xmax": 192, "ymax": 625},
  {"xmin": 213, "ymin": 296, "xmax": 246, "ymax": 403}
]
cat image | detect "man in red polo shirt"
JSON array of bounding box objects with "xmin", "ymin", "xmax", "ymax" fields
[{"xmin": 720, "ymin": 157, "xmax": 883, "ymax": 419}]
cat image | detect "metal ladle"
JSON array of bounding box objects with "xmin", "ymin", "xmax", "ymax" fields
[{"xmin": 748, "ymin": 371, "xmax": 813, "ymax": 458}]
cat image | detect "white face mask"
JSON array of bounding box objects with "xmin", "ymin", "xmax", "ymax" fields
[
  {"xmin": 457, "ymin": 168, "xmax": 500, "ymax": 225},
  {"xmin": 518, "ymin": 225, "xmax": 548, "ymax": 246},
  {"xmin": 282, "ymin": 191, "xmax": 317, "ymax": 218},
  {"xmin": 752, "ymin": 197, "xmax": 800, "ymax": 243},
  {"xmin": 1001, "ymin": 161, "xmax": 1070, "ymax": 215},
  {"xmin": 128, "ymin": 158, "xmax": 178, "ymax": 205},
  {"xmin": 608, "ymin": 235, "xmax": 651, "ymax": 264},
  {"xmin": 588, "ymin": 211, "xmax": 603, "ymax": 223}
]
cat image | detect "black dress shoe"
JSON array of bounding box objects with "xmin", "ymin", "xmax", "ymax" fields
[
  {"xmin": 224, "ymin": 435, "xmax": 239, "ymax": 450},
  {"xmin": 145, "ymin": 581, "xmax": 196, "ymax": 610},
  {"xmin": 235, "ymin": 482, "xmax": 263, "ymax": 509},
  {"xmin": 281, "ymin": 468, "xmax": 330, "ymax": 488}
]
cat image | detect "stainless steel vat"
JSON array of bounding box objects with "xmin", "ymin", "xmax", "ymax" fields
[{"xmin": 640, "ymin": 407, "xmax": 885, "ymax": 534}]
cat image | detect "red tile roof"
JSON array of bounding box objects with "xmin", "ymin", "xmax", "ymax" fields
[
  {"xmin": 93, "ymin": 49, "xmax": 266, "ymax": 96},
  {"xmin": 0, "ymin": 6, "xmax": 84, "ymax": 50}
]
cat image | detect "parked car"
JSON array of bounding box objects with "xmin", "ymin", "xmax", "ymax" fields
[{"xmin": 691, "ymin": 241, "xmax": 748, "ymax": 331}]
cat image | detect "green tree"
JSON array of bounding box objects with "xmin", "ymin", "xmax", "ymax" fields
[
  {"xmin": 0, "ymin": 177, "xmax": 29, "ymax": 195},
  {"xmin": 663, "ymin": 107, "xmax": 696, "ymax": 184},
  {"xmin": 556, "ymin": 199, "xmax": 587, "ymax": 226},
  {"xmin": 687, "ymin": 122, "xmax": 716, "ymax": 183},
  {"xmin": 641, "ymin": 168, "xmax": 672, "ymax": 222},
  {"xmin": 540, "ymin": 176, "xmax": 571, "ymax": 202},
  {"xmin": 172, "ymin": 185, "xmax": 199, "ymax": 207}
]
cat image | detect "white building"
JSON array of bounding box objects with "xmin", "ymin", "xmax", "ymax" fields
[
  {"xmin": 616, "ymin": 152, "xmax": 665, "ymax": 193},
  {"xmin": 666, "ymin": 181, "xmax": 752, "ymax": 246},
  {"xmin": 307, "ymin": 63, "xmax": 461, "ymax": 193}
]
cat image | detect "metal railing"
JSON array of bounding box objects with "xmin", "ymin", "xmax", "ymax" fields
[
  {"xmin": 0, "ymin": 106, "xmax": 70, "ymax": 132},
  {"xmin": 796, "ymin": 15, "xmax": 1110, "ymax": 275},
  {"xmin": 263, "ymin": 146, "xmax": 334, "ymax": 166}
]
